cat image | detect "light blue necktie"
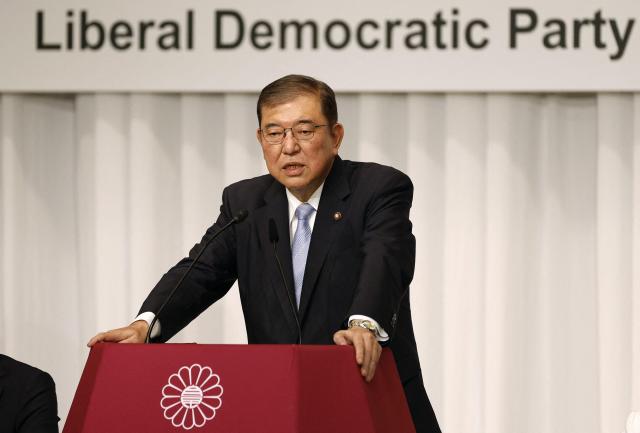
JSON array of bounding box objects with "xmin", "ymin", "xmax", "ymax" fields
[{"xmin": 292, "ymin": 203, "xmax": 315, "ymax": 307}]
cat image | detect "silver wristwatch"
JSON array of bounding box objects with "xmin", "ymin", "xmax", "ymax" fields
[{"xmin": 348, "ymin": 318, "xmax": 379, "ymax": 336}]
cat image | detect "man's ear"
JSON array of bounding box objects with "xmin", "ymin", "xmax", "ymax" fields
[
  {"xmin": 256, "ymin": 128, "xmax": 263, "ymax": 144},
  {"xmin": 331, "ymin": 123, "xmax": 344, "ymax": 153}
]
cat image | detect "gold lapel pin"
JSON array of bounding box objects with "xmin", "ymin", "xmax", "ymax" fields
[{"xmin": 333, "ymin": 211, "xmax": 342, "ymax": 221}]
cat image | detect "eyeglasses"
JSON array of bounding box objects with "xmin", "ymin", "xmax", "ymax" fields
[{"xmin": 260, "ymin": 123, "xmax": 328, "ymax": 145}]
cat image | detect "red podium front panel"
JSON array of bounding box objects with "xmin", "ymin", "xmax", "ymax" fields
[{"xmin": 63, "ymin": 344, "xmax": 415, "ymax": 433}]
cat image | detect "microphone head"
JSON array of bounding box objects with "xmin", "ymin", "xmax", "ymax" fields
[
  {"xmin": 233, "ymin": 209, "xmax": 249, "ymax": 223},
  {"xmin": 268, "ymin": 218, "xmax": 279, "ymax": 243}
]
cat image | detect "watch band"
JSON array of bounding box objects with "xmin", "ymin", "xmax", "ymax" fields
[{"xmin": 348, "ymin": 318, "xmax": 380, "ymax": 336}]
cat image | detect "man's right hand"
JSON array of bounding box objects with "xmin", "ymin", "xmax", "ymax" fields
[{"xmin": 86, "ymin": 320, "xmax": 149, "ymax": 347}]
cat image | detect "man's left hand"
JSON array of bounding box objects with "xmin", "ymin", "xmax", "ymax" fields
[{"xmin": 333, "ymin": 327, "xmax": 382, "ymax": 382}]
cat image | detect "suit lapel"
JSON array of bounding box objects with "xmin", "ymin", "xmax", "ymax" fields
[
  {"xmin": 298, "ymin": 158, "xmax": 351, "ymax": 323},
  {"xmin": 257, "ymin": 179, "xmax": 299, "ymax": 336}
]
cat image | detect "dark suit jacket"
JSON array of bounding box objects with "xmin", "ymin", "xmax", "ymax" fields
[
  {"xmin": 141, "ymin": 156, "xmax": 422, "ymax": 382},
  {"xmin": 0, "ymin": 354, "xmax": 59, "ymax": 433}
]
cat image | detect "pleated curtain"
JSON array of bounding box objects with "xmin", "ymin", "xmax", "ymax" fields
[{"xmin": 1, "ymin": 92, "xmax": 638, "ymax": 433}]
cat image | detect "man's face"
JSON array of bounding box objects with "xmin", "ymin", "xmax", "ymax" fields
[{"xmin": 257, "ymin": 94, "xmax": 344, "ymax": 202}]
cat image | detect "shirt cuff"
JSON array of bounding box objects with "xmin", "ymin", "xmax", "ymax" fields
[
  {"xmin": 134, "ymin": 312, "xmax": 161, "ymax": 339},
  {"xmin": 348, "ymin": 314, "xmax": 389, "ymax": 342}
]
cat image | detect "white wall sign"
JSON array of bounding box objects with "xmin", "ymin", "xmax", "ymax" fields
[{"xmin": 0, "ymin": 0, "xmax": 638, "ymax": 91}]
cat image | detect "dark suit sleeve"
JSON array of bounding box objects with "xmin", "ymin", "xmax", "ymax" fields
[
  {"xmin": 347, "ymin": 169, "xmax": 415, "ymax": 337},
  {"xmin": 139, "ymin": 186, "xmax": 239, "ymax": 342},
  {"xmin": 16, "ymin": 370, "xmax": 59, "ymax": 433}
]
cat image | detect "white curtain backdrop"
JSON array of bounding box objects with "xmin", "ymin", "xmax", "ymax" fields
[{"xmin": 1, "ymin": 92, "xmax": 639, "ymax": 433}]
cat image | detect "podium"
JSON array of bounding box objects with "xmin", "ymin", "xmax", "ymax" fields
[{"xmin": 63, "ymin": 344, "xmax": 416, "ymax": 433}]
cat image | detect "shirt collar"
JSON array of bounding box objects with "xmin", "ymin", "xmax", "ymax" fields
[{"xmin": 285, "ymin": 183, "xmax": 324, "ymax": 222}]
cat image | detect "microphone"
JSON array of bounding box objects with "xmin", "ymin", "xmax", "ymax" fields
[
  {"xmin": 269, "ymin": 218, "xmax": 302, "ymax": 344},
  {"xmin": 144, "ymin": 209, "xmax": 249, "ymax": 344},
  {"xmin": 232, "ymin": 209, "xmax": 249, "ymax": 223}
]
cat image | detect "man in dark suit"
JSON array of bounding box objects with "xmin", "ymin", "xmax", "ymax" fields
[
  {"xmin": 88, "ymin": 75, "xmax": 441, "ymax": 432},
  {"xmin": 0, "ymin": 354, "xmax": 59, "ymax": 433}
]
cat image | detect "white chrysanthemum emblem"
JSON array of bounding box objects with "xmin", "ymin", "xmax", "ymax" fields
[{"xmin": 161, "ymin": 364, "xmax": 223, "ymax": 430}]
